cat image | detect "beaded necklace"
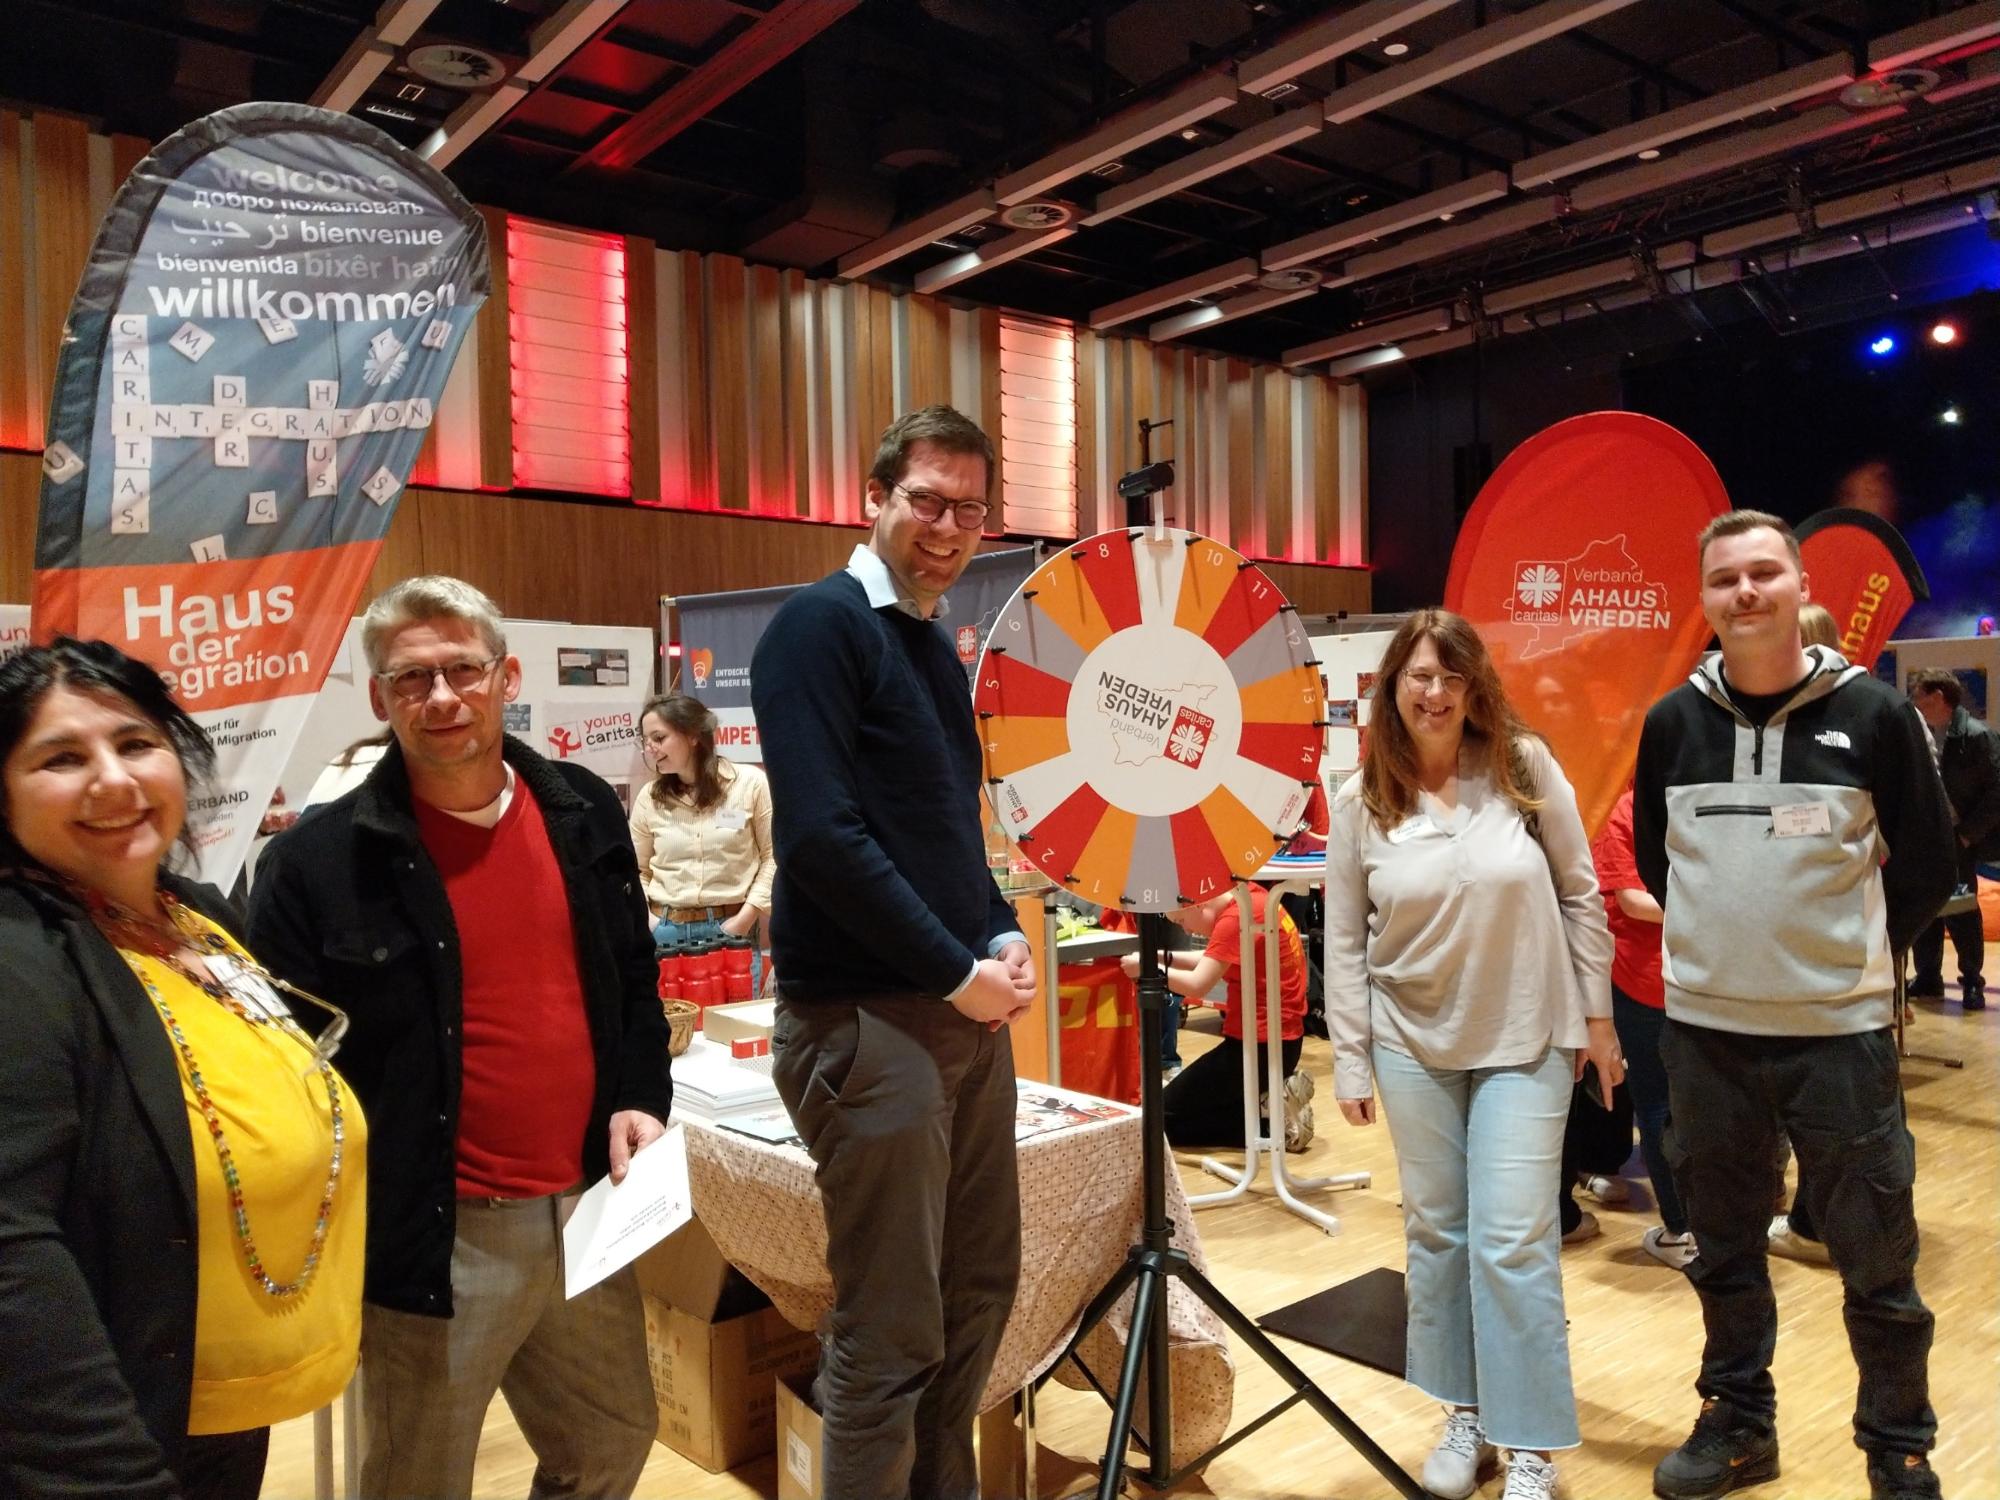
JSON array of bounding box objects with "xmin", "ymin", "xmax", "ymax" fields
[{"xmin": 93, "ymin": 890, "xmax": 346, "ymax": 1301}]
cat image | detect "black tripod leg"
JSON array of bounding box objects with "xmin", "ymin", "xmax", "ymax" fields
[
  {"xmin": 1175, "ymin": 1259, "xmax": 1428, "ymax": 1500},
  {"xmin": 1069, "ymin": 1251, "xmax": 1143, "ymax": 1354},
  {"xmin": 1095, "ymin": 1265, "xmax": 1163, "ymax": 1500}
]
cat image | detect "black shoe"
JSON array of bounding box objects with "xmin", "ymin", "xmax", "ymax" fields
[
  {"xmin": 1906, "ymin": 981, "xmax": 1946, "ymax": 1000},
  {"xmin": 1653, "ymin": 1400, "xmax": 1780, "ymax": 1499},
  {"xmin": 1962, "ymin": 984, "xmax": 1985, "ymax": 1012},
  {"xmin": 1868, "ymin": 1451, "xmax": 1942, "ymax": 1499}
]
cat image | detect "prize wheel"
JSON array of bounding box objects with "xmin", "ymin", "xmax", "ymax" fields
[{"xmin": 975, "ymin": 528, "xmax": 1323, "ymax": 914}]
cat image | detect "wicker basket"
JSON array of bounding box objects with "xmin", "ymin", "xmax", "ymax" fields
[{"xmin": 662, "ymin": 999, "xmax": 699, "ymax": 1057}]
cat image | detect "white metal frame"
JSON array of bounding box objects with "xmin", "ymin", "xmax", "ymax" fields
[{"xmin": 1188, "ymin": 871, "xmax": 1368, "ymax": 1234}]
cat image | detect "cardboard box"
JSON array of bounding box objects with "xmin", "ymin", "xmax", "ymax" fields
[
  {"xmin": 643, "ymin": 1295, "xmax": 820, "ymax": 1473},
  {"xmin": 632, "ymin": 1214, "xmax": 767, "ymax": 1321},
  {"xmin": 701, "ymin": 999, "xmax": 776, "ymax": 1046},
  {"xmin": 774, "ymin": 1371, "xmax": 824, "ymax": 1500}
]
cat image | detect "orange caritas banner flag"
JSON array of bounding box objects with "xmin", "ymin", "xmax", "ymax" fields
[
  {"xmin": 1445, "ymin": 413, "xmax": 1731, "ymax": 840},
  {"xmin": 1795, "ymin": 508, "xmax": 1929, "ymax": 670},
  {"xmin": 1057, "ymin": 958, "xmax": 1141, "ymax": 1106},
  {"xmin": 31, "ymin": 103, "xmax": 488, "ymax": 887}
]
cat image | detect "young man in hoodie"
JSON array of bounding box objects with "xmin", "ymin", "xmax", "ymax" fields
[{"xmin": 1633, "ymin": 510, "xmax": 1954, "ymax": 1500}]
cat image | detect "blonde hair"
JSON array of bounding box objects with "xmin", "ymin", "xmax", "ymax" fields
[
  {"xmin": 361, "ymin": 576, "xmax": 507, "ymax": 671},
  {"xmin": 1361, "ymin": 609, "xmax": 1544, "ymax": 834},
  {"xmin": 1798, "ymin": 602, "xmax": 1839, "ymax": 649}
]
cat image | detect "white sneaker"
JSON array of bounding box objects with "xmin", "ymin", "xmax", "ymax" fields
[
  {"xmin": 1578, "ymin": 1171, "xmax": 1630, "ymax": 1205},
  {"xmin": 1421, "ymin": 1407, "xmax": 1495, "ymax": 1500},
  {"xmin": 1501, "ymin": 1450, "xmax": 1559, "ymax": 1500},
  {"xmin": 1642, "ymin": 1225, "xmax": 1697, "ymax": 1268},
  {"xmin": 1283, "ymin": 1070, "xmax": 1315, "ymax": 1152},
  {"xmin": 1768, "ymin": 1213, "xmax": 1832, "ymax": 1264}
]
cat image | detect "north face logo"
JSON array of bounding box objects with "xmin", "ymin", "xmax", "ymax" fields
[{"xmin": 1815, "ymin": 729, "xmax": 1852, "ymax": 749}]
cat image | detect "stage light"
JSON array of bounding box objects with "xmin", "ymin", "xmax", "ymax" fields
[
  {"xmin": 1929, "ymin": 319, "xmax": 1959, "ymax": 345},
  {"xmin": 1940, "ymin": 404, "xmax": 1961, "ymax": 424},
  {"xmin": 1868, "ymin": 333, "xmax": 1897, "ymax": 356}
]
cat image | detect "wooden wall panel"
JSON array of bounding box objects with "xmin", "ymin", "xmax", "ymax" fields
[
  {"xmin": 1313, "ymin": 380, "xmax": 1340, "ymax": 562},
  {"xmin": 1074, "ymin": 331, "xmax": 1099, "ymax": 537},
  {"xmin": 1, "ymin": 451, "xmax": 38, "ymax": 604},
  {"xmin": 907, "ymin": 294, "xmax": 950, "ymax": 412},
  {"xmin": 782, "ymin": 268, "xmax": 810, "ymax": 518},
  {"xmin": 748, "ymin": 263, "xmax": 785, "ymax": 514},
  {"xmin": 109, "ymin": 133, "xmax": 148, "ymax": 191},
  {"xmin": 976, "ymin": 307, "xmax": 1003, "ymax": 491},
  {"xmin": 1227, "ymin": 361, "xmax": 1255, "ymax": 547},
  {"xmin": 675, "ymin": 249, "xmax": 710, "ymax": 508},
  {"xmin": 0, "ymin": 114, "xmax": 31, "ymax": 449},
  {"xmin": 707, "ymin": 254, "xmax": 749, "ymax": 511},
  {"xmin": 31, "ymin": 114, "xmax": 93, "ymax": 448},
  {"xmin": 476, "ymin": 206, "xmax": 514, "ymax": 492},
  {"xmin": 867, "ymin": 285, "xmax": 897, "ymax": 456},
  {"xmin": 625, "ymin": 235, "xmax": 660, "ymax": 505},
  {"xmin": 1264, "ymin": 368, "xmax": 1292, "ymax": 560}
]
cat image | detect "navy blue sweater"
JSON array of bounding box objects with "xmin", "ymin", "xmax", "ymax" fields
[{"xmin": 751, "ymin": 570, "xmax": 1018, "ymax": 1000}]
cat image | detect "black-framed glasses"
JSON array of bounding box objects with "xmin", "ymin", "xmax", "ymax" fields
[
  {"xmin": 375, "ymin": 657, "xmax": 501, "ymax": 703},
  {"xmin": 894, "ymin": 483, "xmax": 990, "ymax": 532}
]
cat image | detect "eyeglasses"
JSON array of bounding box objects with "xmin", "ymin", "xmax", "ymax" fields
[
  {"xmin": 1402, "ymin": 668, "xmax": 1469, "ymax": 697},
  {"xmin": 376, "ymin": 657, "xmax": 501, "ymax": 704},
  {"xmin": 894, "ymin": 483, "xmax": 990, "ymax": 532}
]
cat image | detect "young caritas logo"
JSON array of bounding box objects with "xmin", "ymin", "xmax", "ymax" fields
[
  {"xmin": 1504, "ymin": 535, "xmax": 1673, "ymax": 660},
  {"xmin": 546, "ymin": 710, "xmax": 637, "ymax": 762}
]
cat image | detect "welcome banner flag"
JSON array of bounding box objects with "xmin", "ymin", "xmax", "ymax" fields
[
  {"xmin": 1445, "ymin": 413, "xmax": 1731, "ymax": 839},
  {"xmin": 32, "ymin": 102, "xmax": 488, "ymax": 885}
]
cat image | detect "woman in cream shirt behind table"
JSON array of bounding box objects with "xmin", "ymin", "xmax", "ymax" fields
[
  {"xmin": 1323, "ymin": 609, "xmax": 1620, "ymax": 1500},
  {"xmin": 629, "ymin": 694, "xmax": 775, "ymax": 993}
]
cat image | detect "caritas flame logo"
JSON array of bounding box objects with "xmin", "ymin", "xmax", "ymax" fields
[
  {"xmin": 689, "ymin": 648, "xmax": 713, "ymax": 688},
  {"xmin": 955, "ymin": 625, "xmax": 979, "ymax": 665}
]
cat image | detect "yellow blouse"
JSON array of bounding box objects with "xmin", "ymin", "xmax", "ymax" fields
[
  {"xmin": 122, "ymin": 916, "xmax": 367, "ymax": 1434},
  {"xmin": 628, "ymin": 757, "xmax": 777, "ymax": 915}
]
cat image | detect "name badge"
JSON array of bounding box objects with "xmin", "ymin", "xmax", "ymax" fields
[
  {"xmin": 1771, "ymin": 802, "xmax": 1832, "ymax": 838},
  {"xmin": 714, "ymin": 808, "xmax": 749, "ymax": 831},
  {"xmin": 203, "ymin": 953, "xmax": 294, "ymax": 1022}
]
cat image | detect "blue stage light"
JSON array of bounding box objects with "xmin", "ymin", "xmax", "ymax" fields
[{"xmin": 1868, "ymin": 333, "xmax": 1897, "ymax": 356}]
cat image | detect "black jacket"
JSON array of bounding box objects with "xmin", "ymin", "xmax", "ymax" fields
[
  {"xmin": 247, "ymin": 737, "xmax": 671, "ymax": 1317},
  {"xmin": 1936, "ymin": 704, "xmax": 2000, "ymax": 861},
  {"xmin": 0, "ymin": 872, "xmax": 244, "ymax": 1500}
]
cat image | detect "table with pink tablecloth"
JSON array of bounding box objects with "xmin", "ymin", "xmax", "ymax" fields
[{"xmin": 683, "ymin": 1109, "xmax": 1235, "ymax": 1469}]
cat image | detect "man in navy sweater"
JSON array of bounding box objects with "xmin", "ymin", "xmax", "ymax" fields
[{"xmin": 751, "ymin": 405, "xmax": 1035, "ymax": 1500}]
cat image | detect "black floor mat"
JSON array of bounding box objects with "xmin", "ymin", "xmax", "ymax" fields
[{"xmin": 1256, "ymin": 1266, "xmax": 1407, "ymax": 1378}]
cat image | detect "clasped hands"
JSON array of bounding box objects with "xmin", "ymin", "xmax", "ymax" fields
[{"xmin": 952, "ymin": 940, "xmax": 1037, "ymax": 1030}]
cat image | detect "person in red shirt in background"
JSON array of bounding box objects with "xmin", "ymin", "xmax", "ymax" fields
[
  {"xmin": 1592, "ymin": 788, "xmax": 1694, "ymax": 1268},
  {"xmin": 1123, "ymin": 884, "xmax": 1314, "ymax": 1151}
]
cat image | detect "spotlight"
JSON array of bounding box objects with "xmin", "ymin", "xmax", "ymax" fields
[
  {"xmin": 1929, "ymin": 320, "xmax": 1959, "ymax": 345},
  {"xmin": 1382, "ymin": 40, "xmax": 1410, "ymax": 56},
  {"xmin": 1637, "ymin": 147, "xmax": 1662, "ymax": 161},
  {"xmin": 1940, "ymin": 404, "xmax": 1961, "ymax": 425},
  {"xmin": 1868, "ymin": 333, "xmax": 1897, "ymax": 357}
]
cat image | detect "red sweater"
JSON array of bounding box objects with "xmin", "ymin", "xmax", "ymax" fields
[{"xmin": 416, "ymin": 784, "xmax": 597, "ymax": 1198}]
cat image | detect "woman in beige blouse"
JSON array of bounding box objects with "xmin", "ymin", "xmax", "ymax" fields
[
  {"xmin": 630, "ymin": 695, "xmax": 775, "ymax": 992},
  {"xmin": 1324, "ymin": 610, "xmax": 1620, "ymax": 1500}
]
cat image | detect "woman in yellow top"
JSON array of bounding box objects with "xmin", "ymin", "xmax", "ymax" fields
[
  {"xmin": 0, "ymin": 638, "xmax": 366, "ymax": 1500},
  {"xmin": 630, "ymin": 693, "xmax": 776, "ymax": 992}
]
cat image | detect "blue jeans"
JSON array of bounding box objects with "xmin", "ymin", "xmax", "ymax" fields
[
  {"xmin": 652, "ymin": 915, "xmax": 764, "ymax": 996},
  {"xmin": 1372, "ymin": 1041, "xmax": 1580, "ymax": 1452},
  {"xmin": 1160, "ymin": 994, "xmax": 1183, "ymax": 1068},
  {"xmin": 1611, "ymin": 987, "xmax": 1689, "ymax": 1234}
]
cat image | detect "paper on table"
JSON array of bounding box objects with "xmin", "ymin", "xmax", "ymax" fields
[{"xmin": 562, "ymin": 1124, "xmax": 693, "ymax": 1299}]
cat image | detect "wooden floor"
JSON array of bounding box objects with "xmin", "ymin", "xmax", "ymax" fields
[{"xmin": 263, "ymin": 951, "xmax": 2000, "ymax": 1499}]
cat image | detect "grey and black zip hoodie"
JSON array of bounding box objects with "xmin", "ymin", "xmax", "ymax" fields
[{"xmin": 1633, "ymin": 645, "xmax": 1954, "ymax": 1036}]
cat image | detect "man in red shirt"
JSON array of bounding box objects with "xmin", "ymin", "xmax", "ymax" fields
[
  {"xmin": 251, "ymin": 576, "xmax": 671, "ymax": 1500},
  {"xmin": 1123, "ymin": 884, "xmax": 1313, "ymax": 1150}
]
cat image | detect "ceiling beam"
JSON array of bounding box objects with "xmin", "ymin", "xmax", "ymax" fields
[
  {"xmin": 1263, "ymin": 172, "xmax": 1511, "ymax": 270},
  {"xmin": 1236, "ymin": 0, "xmax": 1459, "ymax": 95},
  {"xmin": 1511, "ymin": 54, "xmax": 1852, "ymax": 188},
  {"xmin": 994, "ymin": 73, "xmax": 1240, "ymax": 206},
  {"xmin": 1323, "ymin": 0, "xmax": 1646, "ymax": 125},
  {"xmin": 1870, "ymin": 0, "xmax": 2000, "ymax": 71},
  {"xmin": 837, "ymin": 190, "xmax": 998, "ymax": 280},
  {"xmin": 1089, "ymin": 257, "xmax": 1259, "ymax": 329},
  {"xmin": 914, "ymin": 227, "xmax": 1074, "ymax": 295},
  {"xmin": 421, "ymin": 0, "xmax": 629, "ymax": 168},
  {"xmin": 571, "ymin": 0, "xmax": 857, "ymax": 172},
  {"xmin": 1283, "ymin": 306, "xmax": 1455, "ymax": 366},
  {"xmin": 1147, "ymin": 283, "xmax": 1319, "ymax": 342},
  {"xmin": 1341, "ymin": 196, "xmax": 1563, "ymax": 281},
  {"xmin": 310, "ymin": 0, "xmax": 442, "ymax": 112},
  {"xmin": 1080, "ymin": 108, "xmax": 1326, "ymax": 226}
]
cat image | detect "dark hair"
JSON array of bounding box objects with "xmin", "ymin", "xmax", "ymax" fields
[
  {"xmin": 1908, "ymin": 668, "xmax": 1963, "ymax": 709},
  {"xmin": 0, "ymin": 636, "xmax": 216, "ymax": 870},
  {"xmin": 1698, "ymin": 509, "xmax": 1800, "ymax": 568},
  {"xmin": 866, "ymin": 404, "xmax": 995, "ymax": 500},
  {"xmin": 1360, "ymin": 609, "xmax": 1542, "ymax": 834},
  {"xmin": 640, "ymin": 694, "xmax": 725, "ymax": 811}
]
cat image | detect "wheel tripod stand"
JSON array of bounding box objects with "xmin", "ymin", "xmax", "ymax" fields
[{"xmin": 1058, "ymin": 911, "xmax": 1425, "ymax": 1499}]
